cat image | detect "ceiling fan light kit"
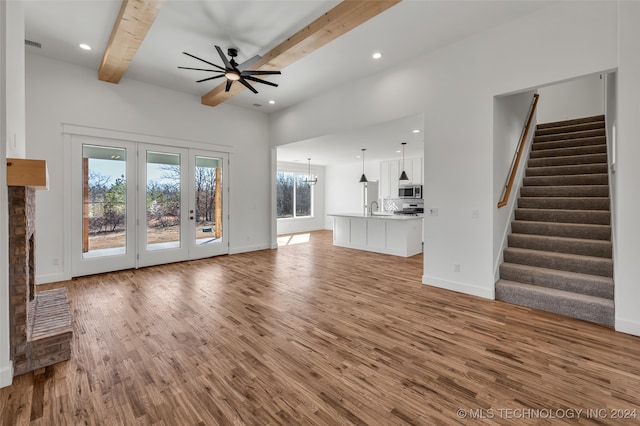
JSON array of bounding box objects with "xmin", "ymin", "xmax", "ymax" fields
[{"xmin": 179, "ymin": 45, "xmax": 281, "ymax": 94}]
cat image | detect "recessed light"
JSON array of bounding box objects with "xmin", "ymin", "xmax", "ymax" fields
[
  {"xmin": 268, "ymin": 100, "xmax": 275, "ymax": 105},
  {"xmin": 412, "ymin": 129, "xmax": 420, "ymax": 133},
  {"xmin": 396, "ymin": 150, "xmax": 401, "ymax": 153},
  {"xmin": 78, "ymin": 43, "xmax": 92, "ymax": 51},
  {"xmin": 372, "ymin": 52, "xmax": 382, "ymax": 60},
  {"xmin": 356, "ymin": 155, "xmax": 361, "ymax": 159}
]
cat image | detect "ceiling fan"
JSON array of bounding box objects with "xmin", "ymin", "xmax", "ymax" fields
[{"xmin": 179, "ymin": 46, "xmax": 281, "ymax": 94}]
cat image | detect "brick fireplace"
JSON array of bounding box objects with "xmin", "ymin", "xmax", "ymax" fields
[{"xmin": 7, "ymin": 159, "xmax": 72, "ymax": 376}]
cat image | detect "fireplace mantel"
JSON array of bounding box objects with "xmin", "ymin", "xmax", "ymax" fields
[{"xmin": 6, "ymin": 158, "xmax": 49, "ymax": 190}]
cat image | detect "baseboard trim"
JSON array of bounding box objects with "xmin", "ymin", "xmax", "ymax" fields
[
  {"xmin": 36, "ymin": 272, "xmax": 71, "ymax": 285},
  {"xmin": 615, "ymin": 317, "xmax": 640, "ymax": 337},
  {"xmin": 422, "ymin": 275, "xmax": 494, "ymax": 300},
  {"xmin": 229, "ymin": 243, "xmax": 272, "ymax": 255},
  {"xmin": 0, "ymin": 362, "xmax": 13, "ymax": 388}
]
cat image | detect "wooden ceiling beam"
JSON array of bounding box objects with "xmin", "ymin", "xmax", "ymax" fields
[
  {"xmin": 201, "ymin": 0, "xmax": 401, "ymax": 107},
  {"xmin": 98, "ymin": 0, "xmax": 163, "ymax": 84}
]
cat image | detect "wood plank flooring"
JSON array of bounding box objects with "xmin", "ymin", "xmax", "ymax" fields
[{"xmin": 2, "ymin": 230, "xmax": 640, "ymax": 425}]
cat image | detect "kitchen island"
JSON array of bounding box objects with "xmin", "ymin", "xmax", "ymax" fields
[{"xmin": 328, "ymin": 213, "xmax": 423, "ymax": 257}]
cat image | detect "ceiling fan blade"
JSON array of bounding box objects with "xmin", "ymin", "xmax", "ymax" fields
[
  {"xmin": 237, "ymin": 55, "xmax": 261, "ymax": 72},
  {"xmin": 182, "ymin": 52, "xmax": 225, "ymax": 71},
  {"xmin": 241, "ymin": 70, "xmax": 282, "ymax": 76},
  {"xmin": 196, "ymin": 75, "xmax": 226, "ymax": 83},
  {"xmin": 178, "ymin": 66, "xmax": 224, "ymax": 73},
  {"xmin": 215, "ymin": 45, "xmax": 233, "ymax": 70},
  {"xmin": 244, "ymin": 75, "xmax": 279, "ymax": 87},
  {"xmin": 225, "ymin": 79, "xmax": 233, "ymax": 92},
  {"xmin": 238, "ymin": 77, "xmax": 258, "ymax": 94}
]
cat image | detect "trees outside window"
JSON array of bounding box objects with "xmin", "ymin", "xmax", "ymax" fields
[{"xmin": 277, "ymin": 172, "xmax": 313, "ymax": 219}]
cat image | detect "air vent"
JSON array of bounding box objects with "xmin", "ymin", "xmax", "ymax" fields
[
  {"xmin": 252, "ymin": 103, "xmax": 262, "ymax": 107},
  {"xmin": 25, "ymin": 39, "xmax": 42, "ymax": 49}
]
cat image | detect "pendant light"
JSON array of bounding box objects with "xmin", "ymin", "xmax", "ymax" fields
[
  {"xmin": 399, "ymin": 142, "xmax": 409, "ymax": 181},
  {"xmin": 359, "ymin": 148, "xmax": 368, "ymax": 183},
  {"xmin": 303, "ymin": 158, "xmax": 317, "ymax": 185}
]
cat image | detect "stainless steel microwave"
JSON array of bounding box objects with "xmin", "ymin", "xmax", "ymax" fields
[{"xmin": 399, "ymin": 185, "xmax": 422, "ymax": 199}]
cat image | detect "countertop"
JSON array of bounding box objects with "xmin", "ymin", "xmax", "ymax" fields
[{"xmin": 328, "ymin": 212, "xmax": 424, "ymax": 220}]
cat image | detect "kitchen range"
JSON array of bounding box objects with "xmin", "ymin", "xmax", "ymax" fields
[{"xmin": 393, "ymin": 200, "xmax": 424, "ymax": 216}]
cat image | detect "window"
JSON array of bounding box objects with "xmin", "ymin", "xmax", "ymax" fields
[{"xmin": 277, "ymin": 171, "xmax": 313, "ymax": 219}]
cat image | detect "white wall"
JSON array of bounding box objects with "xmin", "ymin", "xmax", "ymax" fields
[
  {"xmin": 0, "ymin": 0, "xmax": 12, "ymax": 389},
  {"xmin": 0, "ymin": 0, "xmax": 25, "ymax": 388},
  {"xmin": 324, "ymin": 160, "xmax": 380, "ymax": 229},
  {"xmin": 537, "ymin": 73, "xmax": 604, "ymax": 123},
  {"xmin": 4, "ymin": 0, "xmax": 25, "ymax": 159},
  {"xmin": 493, "ymin": 90, "xmax": 537, "ymax": 282},
  {"xmin": 613, "ymin": 1, "xmax": 640, "ymax": 336},
  {"xmin": 271, "ymin": 2, "xmax": 618, "ymax": 300},
  {"xmin": 26, "ymin": 54, "xmax": 273, "ymax": 283},
  {"xmin": 276, "ymin": 161, "xmax": 326, "ymax": 235}
]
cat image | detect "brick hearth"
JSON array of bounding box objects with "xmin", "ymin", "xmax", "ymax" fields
[{"xmin": 8, "ymin": 186, "xmax": 72, "ymax": 376}]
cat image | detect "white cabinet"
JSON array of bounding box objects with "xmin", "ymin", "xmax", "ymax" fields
[
  {"xmin": 380, "ymin": 158, "xmax": 423, "ymax": 198},
  {"xmin": 329, "ymin": 214, "xmax": 423, "ymax": 257},
  {"xmin": 400, "ymin": 157, "xmax": 423, "ymax": 185},
  {"xmin": 380, "ymin": 160, "xmax": 399, "ymax": 198}
]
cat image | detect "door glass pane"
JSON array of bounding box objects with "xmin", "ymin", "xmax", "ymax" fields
[
  {"xmin": 146, "ymin": 151, "xmax": 181, "ymax": 251},
  {"xmin": 194, "ymin": 156, "xmax": 222, "ymax": 245},
  {"xmin": 82, "ymin": 145, "xmax": 127, "ymax": 258}
]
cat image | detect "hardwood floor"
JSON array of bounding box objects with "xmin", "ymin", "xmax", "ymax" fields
[{"xmin": 2, "ymin": 230, "xmax": 640, "ymax": 425}]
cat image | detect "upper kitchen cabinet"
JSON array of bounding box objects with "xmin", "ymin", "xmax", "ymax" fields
[
  {"xmin": 380, "ymin": 160, "xmax": 400, "ymax": 198},
  {"xmin": 380, "ymin": 158, "xmax": 423, "ymax": 198}
]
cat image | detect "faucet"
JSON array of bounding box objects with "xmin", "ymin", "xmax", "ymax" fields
[{"xmin": 369, "ymin": 200, "xmax": 379, "ymax": 214}]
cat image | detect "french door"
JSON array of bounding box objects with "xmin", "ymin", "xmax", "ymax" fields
[{"xmin": 72, "ymin": 137, "xmax": 228, "ymax": 277}]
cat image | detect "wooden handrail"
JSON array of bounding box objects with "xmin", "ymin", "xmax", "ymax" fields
[{"xmin": 497, "ymin": 93, "xmax": 539, "ymax": 208}]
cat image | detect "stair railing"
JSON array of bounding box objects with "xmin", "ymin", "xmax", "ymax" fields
[{"xmin": 497, "ymin": 93, "xmax": 540, "ymax": 208}]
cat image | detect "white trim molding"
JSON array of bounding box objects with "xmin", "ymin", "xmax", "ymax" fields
[
  {"xmin": 0, "ymin": 363, "xmax": 13, "ymax": 388},
  {"xmin": 422, "ymin": 275, "xmax": 495, "ymax": 300},
  {"xmin": 61, "ymin": 123, "xmax": 234, "ymax": 154}
]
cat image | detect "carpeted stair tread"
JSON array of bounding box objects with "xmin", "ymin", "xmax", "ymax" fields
[
  {"xmin": 532, "ymin": 135, "xmax": 606, "ymax": 151},
  {"xmin": 511, "ymin": 220, "xmax": 611, "ymax": 241},
  {"xmin": 525, "ymin": 163, "xmax": 608, "ymax": 177},
  {"xmin": 528, "ymin": 153, "xmax": 607, "ymax": 168},
  {"xmin": 497, "ymin": 114, "xmax": 613, "ymax": 326},
  {"xmin": 515, "ymin": 208, "xmax": 610, "ymax": 225},
  {"xmin": 503, "ymin": 247, "xmax": 612, "ymax": 277},
  {"xmin": 499, "ymin": 263, "xmax": 613, "ymax": 299},
  {"xmin": 535, "ymin": 115, "xmax": 604, "ymax": 130},
  {"xmin": 529, "ymin": 144, "xmax": 607, "ymax": 159},
  {"xmin": 534, "ymin": 128, "xmax": 605, "ymax": 143},
  {"xmin": 523, "ymin": 174, "xmax": 608, "ymax": 187},
  {"xmin": 495, "ymin": 280, "xmax": 614, "ymax": 327},
  {"xmin": 534, "ymin": 121, "xmax": 605, "ymax": 137},
  {"xmin": 520, "ymin": 185, "xmax": 609, "ymax": 198},
  {"xmin": 508, "ymin": 233, "xmax": 612, "ymax": 258},
  {"xmin": 517, "ymin": 196, "xmax": 609, "ymax": 210}
]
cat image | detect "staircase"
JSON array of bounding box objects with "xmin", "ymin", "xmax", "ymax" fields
[{"xmin": 496, "ymin": 114, "xmax": 614, "ymax": 327}]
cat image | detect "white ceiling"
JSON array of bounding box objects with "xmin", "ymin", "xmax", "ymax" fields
[
  {"xmin": 23, "ymin": 0, "xmax": 556, "ymax": 165},
  {"xmin": 277, "ymin": 113, "xmax": 426, "ymax": 166}
]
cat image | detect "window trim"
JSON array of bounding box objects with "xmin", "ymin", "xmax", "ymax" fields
[{"xmin": 276, "ymin": 170, "xmax": 315, "ymax": 220}]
